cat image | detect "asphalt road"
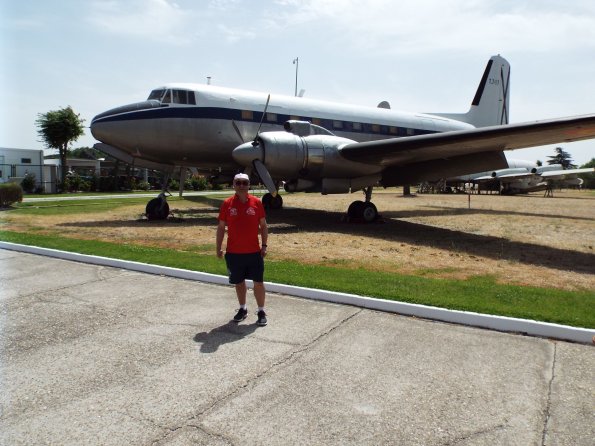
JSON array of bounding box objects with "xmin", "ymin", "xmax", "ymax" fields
[{"xmin": 1, "ymin": 250, "xmax": 593, "ymax": 445}]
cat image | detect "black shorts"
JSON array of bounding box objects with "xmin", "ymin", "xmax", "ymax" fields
[{"xmin": 224, "ymin": 252, "xmax": 264, "ymax": 284}]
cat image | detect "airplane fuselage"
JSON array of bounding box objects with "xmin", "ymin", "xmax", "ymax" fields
[{"xmin": 91, "ymin": 84, "xmax": 472, "ymax": 171}]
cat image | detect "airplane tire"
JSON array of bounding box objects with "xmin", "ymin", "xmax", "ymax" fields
[
  {"xmin": 347, "ymin": 200, "xmax": 365, "ymax": 219},
  {"xmin": 347, "ymin": 200, "xmax": 377, "ymax": 222},
  {"xmin": 361, "ymin": 202, "xmax": 378, "ymax": 223},
  {"xmin": 146, "ymin": 198, "xmax": 169, "ymax": 220},
  {"xmin": 263, "ymin": 193, "xmax": 283, "ymax": 210}
]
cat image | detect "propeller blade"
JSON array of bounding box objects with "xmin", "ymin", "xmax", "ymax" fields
[
  {"xmin": 243, "ymin": 165, "xmax": 253, "ymax": 179},
  {"xmin": 231, "ymin": 120, "xmax": 245, "ymax": 143},
  {"xmin": 253, "ymin": 159, "xmax": 277, "ymax": 197},
  {"xmin": 253, "ymin": 94, "xmax": 271, "ymax": 143}
]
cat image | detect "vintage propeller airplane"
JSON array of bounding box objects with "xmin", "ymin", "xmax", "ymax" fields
[{"xmin": 90, "ymin": 55, "xmax": 595, "ymax": 221}]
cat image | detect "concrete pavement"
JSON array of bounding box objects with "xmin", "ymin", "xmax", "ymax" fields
[{"xmin": 1, "ymin": 249, "xmax": 593, "ymax": 445}]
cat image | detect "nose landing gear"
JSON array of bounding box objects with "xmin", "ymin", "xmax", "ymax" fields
[
  {"xmin": 145, "ymin": 191, "xmax": 171, "ymax": 220},
  {"xmin": 262, "ymin": 192, "xmax": 283, "ymax": 210}
]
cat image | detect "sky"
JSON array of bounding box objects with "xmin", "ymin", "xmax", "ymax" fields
[{"xmin": 1, "ymin": 0, "xmax": 594, "ymax": 166}]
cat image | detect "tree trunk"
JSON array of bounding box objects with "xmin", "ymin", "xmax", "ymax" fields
[{"xmin": 60, "ymin": 144, "xmax": 68, "ymax": 192}]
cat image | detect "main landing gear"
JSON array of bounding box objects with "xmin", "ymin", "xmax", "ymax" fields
[
  {"xmin": 262, "ymin": 193, "xmax": 283, "ymax": 210},
  {"xmin": 346, "ymin": 186, "xmax": 378, "ymax": 223}
]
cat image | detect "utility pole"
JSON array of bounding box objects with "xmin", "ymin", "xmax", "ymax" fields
[{"xmin": 293, "ymin": 57, "xmax": 299, "ymax": 96}]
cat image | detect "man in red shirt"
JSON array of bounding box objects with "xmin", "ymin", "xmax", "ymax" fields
[{"xmin": 216, "ymin": 173, "xmax": 269, "ymax": 326}]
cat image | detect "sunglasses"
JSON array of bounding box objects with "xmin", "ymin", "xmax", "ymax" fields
[{"xmin": 234, "ymin": 180, "xmax": 250, "ymax": 186}]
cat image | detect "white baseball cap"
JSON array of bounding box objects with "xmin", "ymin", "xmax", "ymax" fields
[{"xmin": 233, "ymin": 173, "xmax": 250, "ymax": 182}]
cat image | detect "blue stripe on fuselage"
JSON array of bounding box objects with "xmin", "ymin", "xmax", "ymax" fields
[{"xmin": 92, "ymin": 105, "xmax": 436, "ymax": 138}]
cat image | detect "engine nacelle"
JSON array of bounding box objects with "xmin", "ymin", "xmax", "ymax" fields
[
  {"xmin": 491, "ymin": 167, "xmax": 529, "ymax": 178},
  {"xmin": 256, "ymin": 132, "xmax": 382, "ymax": 180},
  {"xmin": 320, "ymin": 175, "xmax": 382, "ymax": 194},
  {"xmin": 232, "ymin": 123, "xmax": 383, "ymax": 192},
  {"xmin": 283, "ymin": 174, "xmax": 381, "ymax": 194}
]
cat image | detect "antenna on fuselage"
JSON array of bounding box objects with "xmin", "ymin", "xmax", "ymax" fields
[{"xmin": 206, "ymin": 76, "xmax": 211, "ymax": 85}]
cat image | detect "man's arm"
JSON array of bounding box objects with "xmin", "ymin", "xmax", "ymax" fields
[
  {"xmin": 259, "ymin": 217, "xmax": 268, "ymax": 257},
  {"xmin": 216, "ymin": 220, "xmax": 226, "ymax": 258}
]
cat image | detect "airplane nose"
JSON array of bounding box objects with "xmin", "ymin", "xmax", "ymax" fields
[
  {"xmin": 232, "ymin": 140, "xmax": 263, "ymax": 166},
  {"xmin": 91, "ymin": 100, "xmax": 164, "ymax": 146}
]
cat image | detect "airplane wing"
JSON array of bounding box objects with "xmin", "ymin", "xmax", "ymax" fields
[
  {"xmin": 493, "ymin": 172, "xmax": 535, "ymax": 180},
  {"xmin": 539, "ymin": 167, "xmax": 595, "ymax": 180},
  {"xmin": 338, "ymin": 114, "xmax": 595, "ymax": 166}
]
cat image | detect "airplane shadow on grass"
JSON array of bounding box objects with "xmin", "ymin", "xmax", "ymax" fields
[{"xmin": 57, "ymin": 196, "xmax": 595, "ymax": 276}]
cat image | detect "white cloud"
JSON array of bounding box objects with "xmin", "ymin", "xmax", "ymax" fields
[
  {"xmin": 266, "ymin": 0, "xmax": 595, "ymax": 55},
  {"xmin": 217, "ymin": 24, "xmax": 257, "ymax": 43},
  {"xmin": 87, "ymin": 0, "xmax": 199, "ymax": 45}
]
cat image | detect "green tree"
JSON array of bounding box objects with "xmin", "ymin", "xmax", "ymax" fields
[
  {"xmin": 36, "ymin": 106, "xmax": 85, "ymax": 189},
  {"xmin": 70, "ymin": 146, "xmax": 105, "ymax": 160},
  {"xmin": 546, "ymin": 147, "xmax": 577, "ymax": 169},
  {"xmin": 579, "ymin": 158, "xmax": 595, "ymax": 189}
]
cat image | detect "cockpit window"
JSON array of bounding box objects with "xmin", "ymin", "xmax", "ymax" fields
[
  {"xmin": 172, "ymin": 89, "xmax": 184, "ymax": 104},
  {"xmin": 172, "ymin": 89, "xmax": 196, "ymax": 105},
  {"xmin": 147, "ymin": 89, "xmax": 165, "ymax": 101},
  {"xmin": 147, "ymin": 88, "xmax": 196, "ymax": 105},
  {"xmin": 187, "ymin": 91, "xmax": 196, "ymax": 105}
]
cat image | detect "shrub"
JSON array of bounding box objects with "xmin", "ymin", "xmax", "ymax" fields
[
  {"xmin": 0, "ymin": 182, "xmax": 23, "ymax": 207},
  {"xmin": 137, "ymin": 181, "xmax": 151, "ymax": 191},
  {"xmin": 191, "ymin": 176, "xmax": 208, "ymax": 191},
  {"xmin": 21, "ymin": 173, "xmax": 36, "ymax": 193}
]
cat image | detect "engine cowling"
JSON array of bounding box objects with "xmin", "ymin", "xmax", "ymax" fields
[{"xmin": 232, "ymin": 130, "xmax": 382, "ymax": 182}]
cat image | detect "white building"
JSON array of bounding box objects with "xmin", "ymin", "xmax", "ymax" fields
[{"xmin": 0, "ymin": 147, "xmax": 46, "ymax": 191}]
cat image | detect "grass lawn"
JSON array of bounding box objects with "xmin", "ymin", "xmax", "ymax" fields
[{"xmin": 1, "ymin": 228, "xmax": 593, "ymax": 329}]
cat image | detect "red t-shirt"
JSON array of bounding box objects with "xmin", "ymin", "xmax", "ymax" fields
[{"xmin": 218, "ymin": 194, "xmax": 266, "ymax": 253}]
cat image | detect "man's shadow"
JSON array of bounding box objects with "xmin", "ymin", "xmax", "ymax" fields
[{"xmin": 193, "ymin": 321, "xmax": 258, "ymax": 353}]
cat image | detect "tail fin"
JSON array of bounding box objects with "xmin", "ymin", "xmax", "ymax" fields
[{"xmin": 433, "ymin": 55, "xmax": 510, "ymax": 127}]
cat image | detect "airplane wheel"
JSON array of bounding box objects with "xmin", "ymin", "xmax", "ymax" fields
[
  {"xmin": 146, "ymin": 198, "xmax": 169, "ymax": 220},
  {"xmin": 361, "ymin": 202, "xmax": 378, "ymax": 223},
  {"xmin": 347, "ymin": 200, "xmax": 377, "ymax": 222},
  {"xmin": 263, "ymin": 193, "xmax": 283, "ymax": 210},
  {"xmin": 347, "ymin": 200, "xmax": 365, "ymax": 219}
]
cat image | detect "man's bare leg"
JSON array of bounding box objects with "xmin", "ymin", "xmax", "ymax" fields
[
  {"xmin": 253, "ymin": 282, "xmax": 266, "ymax": 308},
  {"xmin": 235, "ymin": 281, "xmax": 247, "ymax": 306}
]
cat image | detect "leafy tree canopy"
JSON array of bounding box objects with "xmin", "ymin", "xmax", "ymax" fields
[
  {"xmin": 546, "ymin": 146, "xmax": 577, "ymax": 169},
  {"xmin": 578, "ymin": 158, "xmax": 595, "ymax": 189},
  {"xmin": 69, "ymin": 146, "xmax": 107, "ymax": 160},
  {"xmin": 36, "ymin": 106, "xmax": 84, "ymax": 152},
  {"xmin": 36, "ymin": 106, "xmax": 85, "ymax": 188}
]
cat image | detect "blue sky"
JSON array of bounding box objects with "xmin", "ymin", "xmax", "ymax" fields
[{"xmin": 1, "ymin": 0, "xmax": 594, "ymax": 165}]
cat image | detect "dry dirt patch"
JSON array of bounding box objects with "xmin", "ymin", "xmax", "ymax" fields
[{"xmin": 3, "ymin": 189, "xmax": 595, "ymax": 291}]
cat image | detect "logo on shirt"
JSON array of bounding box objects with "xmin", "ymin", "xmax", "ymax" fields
[
  {"xmin": 229, "ymin": 208, "xmax": 238, "ymax": 216},
  {"xmin": 246, "ymin": 207, "xmax": 256, "ymax": 216}
]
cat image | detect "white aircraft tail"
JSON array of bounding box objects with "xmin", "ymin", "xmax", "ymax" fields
[{"xmin": 433, "ymin": 55, "xmax": 510, "ymax": 128}]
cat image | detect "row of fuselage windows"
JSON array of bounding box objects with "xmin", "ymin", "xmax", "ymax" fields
[
  {"xmin": 240, "ymin": 110, "xmax": 421, "ymax": 136},
  {"xmin": 147, "ymin": 89, "xmax": 426, "ymax": 136},
  {"xmin": 242, "ymin": 110, "xmax": 420, "ymax": 137}
]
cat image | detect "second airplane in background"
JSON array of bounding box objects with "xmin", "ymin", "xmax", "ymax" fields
[{"xmin": 438, "ymin": 159, "xmax": 594, "ymax": 195}]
